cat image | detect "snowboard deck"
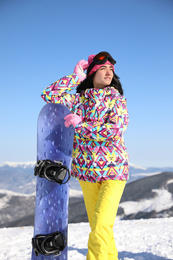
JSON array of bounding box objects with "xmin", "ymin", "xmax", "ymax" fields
[{"xmin": 31, "ymin": 103, "xmax": 74, "ymax": 260}]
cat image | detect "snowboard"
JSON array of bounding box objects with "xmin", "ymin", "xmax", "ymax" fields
[{"xmin": 31, "ymin": 103, "xmax": 74, "ymax": 260}]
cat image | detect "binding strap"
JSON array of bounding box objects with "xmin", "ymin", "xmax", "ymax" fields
[
  {"xmin": 32, "ymin": 231, "xmax": 67, "ymax": 256},
  {"xmin": 34, "ymin": 159, "xmax": 70, "ymax": 184}
]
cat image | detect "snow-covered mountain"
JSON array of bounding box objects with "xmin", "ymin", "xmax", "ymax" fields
[
  {"xmin": 0, "ymin": 161, "xmax": 81, "ymax": 194},
  {"xmin": 119, "ymin": 171, "xmax": 173, "ymax": 219},
  {"xmin": 0, "ymin": 163, "xmax": 173, "ymax": 228},
  {"xmin": 0, "ymin": 162, "xmax": 36, "ymax": 194}
]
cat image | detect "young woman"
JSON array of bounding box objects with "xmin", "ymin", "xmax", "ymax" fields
[{"xmin": 41, "ymin": 51, "xmax": 129, "ymax": 260}]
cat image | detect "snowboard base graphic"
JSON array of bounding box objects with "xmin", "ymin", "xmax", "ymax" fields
[{"xmin": 31, "ymin": 103, "xmax": 74, "ymax": 260}]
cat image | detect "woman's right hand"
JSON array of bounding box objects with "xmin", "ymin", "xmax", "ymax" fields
[{"xmin": 74, "ymin": 59, "xmax": 89, "ymax": 81}]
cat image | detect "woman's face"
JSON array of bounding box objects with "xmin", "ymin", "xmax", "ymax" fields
[{"xmin": 93, "ymin": 64, "xmax": 114, "ymax": 89}]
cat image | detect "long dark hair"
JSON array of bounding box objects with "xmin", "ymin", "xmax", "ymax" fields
[{"xmin": 76, "ymin": 72, "xmax": 124, "ymax": 95}]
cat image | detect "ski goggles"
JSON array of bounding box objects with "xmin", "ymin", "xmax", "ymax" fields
[
  {"xmin": 93, "ymin": 51, "xmax": 116, "ymax": 65},
  {"xmin": 87, "ymin": 52, "xmax": 116, "ymax": 76}
]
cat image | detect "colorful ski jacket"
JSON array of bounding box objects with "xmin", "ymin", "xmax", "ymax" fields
[{"xmin": 41, "ymin": 73, "xmax": 129, "ymax": 182}]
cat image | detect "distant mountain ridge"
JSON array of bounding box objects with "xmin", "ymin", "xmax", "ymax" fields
[
  {"xmin": 0, "ymin": 161, "xmax": 173, "ymax": 228},
  {"xmin": 0, "ymin": 171, "xmax": 173, "ymax": 228},
  {"xmin": 0, "ymin": 161, "xmax": 173, "ymax": 194},
  {"xmin": 0, "ymin": 161, "xmax": 35, "ymax": 168}
]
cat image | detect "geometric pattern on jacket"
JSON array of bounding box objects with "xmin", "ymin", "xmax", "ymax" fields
[{"xmin": 41, "ymin": 73, "xmax": 129, "ymax": 182}]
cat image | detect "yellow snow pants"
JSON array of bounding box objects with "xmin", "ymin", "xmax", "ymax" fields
[{"xmin": 79, "ymin": 179, "xmax": 126, "ymax": 260}]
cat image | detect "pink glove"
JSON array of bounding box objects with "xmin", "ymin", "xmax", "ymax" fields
[
  {"xmin": 73, "ymin": 59, "xmax": 89, "ymax": 81},
  {"xmin": 64, "ymin": 114, "xmax": 82, "ymax": 128}
]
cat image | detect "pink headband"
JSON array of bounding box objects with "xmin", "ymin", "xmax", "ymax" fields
[{"xmin": 87, "ymin": 54, "xmax": 115, "ymax": 76}]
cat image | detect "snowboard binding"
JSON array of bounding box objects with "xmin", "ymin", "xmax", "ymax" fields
[
  {"xmin": 32, "ymin": 230, "xmax": 67, "ymax": 257},
  {"xmin": 34, "ymin": 159, "xmax": 70, "ymax": 184}
]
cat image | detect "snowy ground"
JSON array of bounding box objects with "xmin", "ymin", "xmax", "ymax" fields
[{"xmin": 0, "ymin": 218, "xmax": 173, "ymax": 260}]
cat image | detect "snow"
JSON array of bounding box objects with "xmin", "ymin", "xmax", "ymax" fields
[
  {"xmin": 167, "ymin": 179, "xmax": 173, "ymax": 185},
  {"xmin": 0, "ymin": 188, "xmax": 83, "ymax": 199},
  {"xmin": 0, "ymin": 218, "xmax": 173, "ymax": 260},
  {"xmin": 0, "ymin": 161, "xmax": 35, "ymax": 168},
  {"xmin": 129, "ymin": 163, "xmax": 147, "ymax": 170},
  {"xmin": 130, "ymin": 172, "xmax": 161, "ymax": 178},
  {"xmin": 69, "ymin": 188, "xmax": 83, "ymax": 197},
  {"xmin": 0, "ymin": 189, "xmax": 33, "ymax": 197},
  {"xmin": 119, "ymin": 188, "xmax": 173, "ymax": 216}
]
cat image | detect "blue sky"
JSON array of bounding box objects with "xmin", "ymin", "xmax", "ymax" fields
[{"xmin": 0, "ymin": 0, "xmax": 173, "ymax": 167}]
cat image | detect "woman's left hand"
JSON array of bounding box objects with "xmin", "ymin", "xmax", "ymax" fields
[{"xmin": 64, "ymin": 114, "xmax": 82, "ymax": 128}]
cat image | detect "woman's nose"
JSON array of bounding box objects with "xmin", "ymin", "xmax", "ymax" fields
[{"xmin": 105, "ymin": 69, "xmax": 111, "ymax": 75}]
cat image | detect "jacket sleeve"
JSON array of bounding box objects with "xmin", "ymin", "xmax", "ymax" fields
[
  {"xmin": 75, "ymin": 96, "xmax": 129, "ymax": 141},
  {"xmin": 41, "ymin": 73, "xmax": 81, "ymax": 110}
]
